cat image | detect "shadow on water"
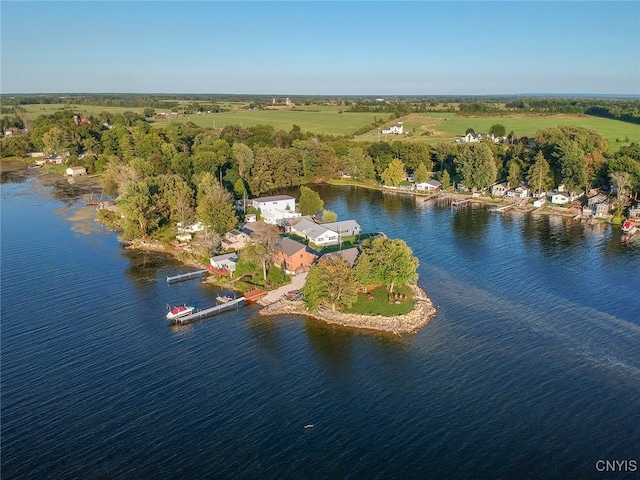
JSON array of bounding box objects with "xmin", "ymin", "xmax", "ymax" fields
[
  {"xmin": 1, "ymin": 171, "xmax": 30, "ymax": 184},
  {"xmin": 123, "ymin": 249, "xmax": 182, "ymax": 284}
]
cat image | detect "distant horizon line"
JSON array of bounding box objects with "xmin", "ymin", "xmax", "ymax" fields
[{"xmin": 2, "ymin": 92, "xmax": 639, "ymax": 100}]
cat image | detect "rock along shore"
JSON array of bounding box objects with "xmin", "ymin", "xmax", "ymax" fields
[{"xmin": 258, "ymin": 284, "xmax": 436, "ymax": 335}]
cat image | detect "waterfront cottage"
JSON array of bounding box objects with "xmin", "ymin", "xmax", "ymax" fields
[
  {"xmin": 550, "ymin": 192, "xmax": 572, "ymax": 205},
  {"xmin": 66, "ymin": 166, "xmax": 87, "ymax": 176},
  {"xmin": 507, "ymin": 185, "xmax": 529, "ymax": 199},
  {"xmin": 319, "ymin": 220, "xmax": 362, "ymax": 237},
  {"xmin": 415, "ymin": 180, "xmax": 442, "ymax": 192},
  {"xmin": 210, "ymin": 253, "xmax": 238, "ymax": 274},
  {"xmin": 274, "ymin": 237, "xmax": 318, "ymax": 274},
  {"xmin": 290, "ymin": 218, "xmax": 339, "ymax": 246}
]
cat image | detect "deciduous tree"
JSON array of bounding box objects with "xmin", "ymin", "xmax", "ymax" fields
[
  {"xmin": 195, "ymin": 172, "xmax": 238, "ymax": 235},
  {"xmin": 302, "ymin": 256, "xmax": 358, "ymax": 311},
  {"xmin": 299, "ymin": 186, "xmax": 324, "ymax": 215},
  {"xmin": 359, "ymin": 237, "xmax": 419, "ymax": 293}
]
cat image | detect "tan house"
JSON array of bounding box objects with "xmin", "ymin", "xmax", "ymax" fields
[
  {"xmin": 65, "ymin": 166, "xmax": 87, "ymax": 176},
  {"xmin": 274, "ymin": 237, "xmax": 317, "ymax": 274},
  {"xmin": 221, "ymin": 229, "xmax": 250, "ymax": 251}
]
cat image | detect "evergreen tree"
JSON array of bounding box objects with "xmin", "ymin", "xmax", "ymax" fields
[
  {"xmin": 414, "ymin": 162, "xmax": 430, "ymax": 185},
  {"xmin": 527, "ymin": 151, "xmax": 554, "ymax": 195},
  {"xmin": 381, "ymin": 158, "xmax": 406, "ymax": 186},
  {"xmin": 456, "ymin": 144, "xmax": 497, "ymax": 192}
]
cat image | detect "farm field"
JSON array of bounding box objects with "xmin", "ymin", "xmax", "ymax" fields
[
  {"xmin": 18, "ymin": 103, "xmax": 148, "ymax": 117},
  {"xmin": 357, "ymin": 112, "xmax": 640, "ymax": 152},
  {"xmin": 149, "ymin": 107, "xmax": 381, "ymax": 136}
]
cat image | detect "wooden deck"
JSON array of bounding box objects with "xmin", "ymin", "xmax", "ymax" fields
[{"xmin": 244, "ymin": 289, "xmax": 268, "ymax": 302}]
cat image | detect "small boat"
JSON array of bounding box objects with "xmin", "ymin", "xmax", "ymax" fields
[
  {"xmin": 622, "ymin": 220, "xmax": 637, "ymax": 236},
  {"xmin": 216, "ymin": 294, "xmax": 234, "ymax": 303},
  {"xmin": 166, "ymin": 304, "xmax": 195, "ymax": 320}
]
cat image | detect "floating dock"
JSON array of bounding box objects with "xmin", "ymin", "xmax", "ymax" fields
[
  {"xmin": 166, "ymin": 270, "xmax": 208, "ymax": 284},
  {"xmin": 169, "ymin": 297, "xmax": 245, "ymax": 325}
]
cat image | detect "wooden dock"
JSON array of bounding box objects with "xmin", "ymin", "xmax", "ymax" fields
[
  {"xmin": 169, "ymin": 297, "xmax": 245, "ymax": 325},
  {"xmin": 489, "ymin": 203, "xmax": 516, "ymax": 213},
  {"xmin": 451, "ymin": 199, "xmax": 471, "ymax": 207},
  {"xmin": 166, "ymin": 270, "xmax": 208, "ymax": 284}
]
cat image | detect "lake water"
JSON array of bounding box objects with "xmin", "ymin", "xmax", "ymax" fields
[{"xmin": 2, "ymin": 175, "xmax": 639, "ymax": 479}]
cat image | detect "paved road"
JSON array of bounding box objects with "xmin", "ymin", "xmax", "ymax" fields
[{"xmin": 257, "ymin": 271, "xmax": 308, "ymax": 306}]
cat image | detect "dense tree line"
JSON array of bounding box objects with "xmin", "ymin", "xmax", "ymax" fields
[{"xmin": 3, "ymin": 106, "xmax": 640, "ymax": 241}]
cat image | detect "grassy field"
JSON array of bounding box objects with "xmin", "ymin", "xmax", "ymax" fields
[
  {"xmin": 149, "ymin": 106, "xmax": 381, "ymax": 136},
  {"xmin": 17, "ymin": 103, "xmax": 148, "ymax": 117},
  {"xmin": 355, "ymin": 112, "xmax": 640, "ymax": 150}
]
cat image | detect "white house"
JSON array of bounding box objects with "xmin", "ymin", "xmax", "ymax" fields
[
  {"xmin": 507, "ymin": 185, "xmax": 529, "ymax": 199},
  {"xmin": 550, "ymin": 192, "xmax": 571, "ymax": 205},
  {"xmin": 290, "ymin": 218, "xmax": 340, "ymax": 246},
  {"xmin": 261, "ymin": 209, "xmax": 301, "ymax": 225},
  {"xmin": 415, "ymin": 180, "xmax": 442, "ymax": 192},
  {"xmin": 177, "ymin": 221, "xmax": 206, "ymax": 233},
  {"xmin": 533, "ymin": 198, "xmax": 546, "ymax": 208},
  {"xmin": 250, "ymin": 195, "xmax": 296, "ymax": 214},
  {"xmin": 381, "ymin": 122, "xmax": 404, "ymax": 135},
  {"xmin": 249, "ymin": 195, "xmax": 299, "ymax": 225},
  {"xmin": 457, "ymin": 132, "xmax": 505, "ymax": 144},
  {"xmin": 320, "ymin": 220, "xmax": 362, "ymax": 237},
  {"xmin": 210, "ymin": 253, "xmax": 238, "ymax": 273}
]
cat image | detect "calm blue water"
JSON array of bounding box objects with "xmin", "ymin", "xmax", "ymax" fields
[{"xmin": 2, "ymin": 176, "xmax": 639, "ymax": 479}]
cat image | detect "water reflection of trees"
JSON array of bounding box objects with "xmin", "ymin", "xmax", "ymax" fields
[
  {"xmin": 304, "ymin": 320, "xmax": 355, "ymax": 378},
  {"xmin": 123, "ymin": 249, "xmax": 181, "ymax": 284},
  {"xmin": 521, "ymin": 214, "xmax": 588, "ymax": 256},
  {"xmin": 304, "ymin": 319, "xmax": 408, "ymax": 381},
  {"xmin": 451, "ymin": 205, "xmax": 490, "ymax": 240},
  {"xmin": 1, "ymin": 171, "xmax": 29, "ymax": 184}
]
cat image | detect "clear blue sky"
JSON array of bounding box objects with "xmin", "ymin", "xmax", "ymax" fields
[{"xmin": 1, "ymin": 1, "xmax": 639, "ymax": 95}]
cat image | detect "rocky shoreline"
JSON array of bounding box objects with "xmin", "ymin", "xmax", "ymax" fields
[{"xmin": 258, "ymin": 284, "xmax": 437, "ymax": 335}]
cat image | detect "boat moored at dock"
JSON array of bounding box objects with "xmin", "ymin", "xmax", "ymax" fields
[{"xmin": 166, "ymin": 304, "xmax": 195, "ymax": 320}]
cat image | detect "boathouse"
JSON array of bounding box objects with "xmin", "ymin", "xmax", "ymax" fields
[{"xmin": 66, "ymin": 166, "xmax": 87, "ymax": 176}]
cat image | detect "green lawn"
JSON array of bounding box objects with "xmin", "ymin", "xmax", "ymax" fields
[{"xmin": 344, "ymin": 285, "xmax": 414, "ymax": 316}]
